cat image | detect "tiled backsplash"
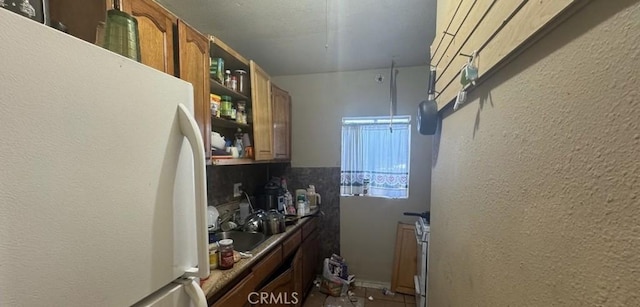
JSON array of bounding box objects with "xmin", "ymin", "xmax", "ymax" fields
[
  {"xmin": 270, "ymin": 165, "xmax": 341, "ymax": 261},
  {"xmin": 206, "ymin": 163, "xmax": 341, "ymax": 261}
]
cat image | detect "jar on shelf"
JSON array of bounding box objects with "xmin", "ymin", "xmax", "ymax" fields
[
  {"xmin": 220, "ymin": 95, "xmax": 232, "ymax": 119},
  {"xmin": 236, "ymin": 101, "xmax": 246, "ymax": 124},
  {"xmin": 210, "ymin": 94, "xmax": 221, "ymax": 118},
  {"xmin": 230, "ymin": 75, "xmax": 238, "ymax": 91},
  {"xmin": 224, "ymin": 70, "xmax": 232, "ymax": 87},
  {"xmin": 234, "ymin": 70, "xmax": 247, "ymax": 95},
  {"xmin": 218, "ymin": 239, "xmax": 234, "ymax": 270}
]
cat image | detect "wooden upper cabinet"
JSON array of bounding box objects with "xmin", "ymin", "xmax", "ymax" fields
[
  {"xmin": 121, "ymin": 0, "xmax": 176, "ymax": 75},
  {"xmin": 250, "ymin": 61, "xmax": 274, "ymax": 161},
  {"xmin": 177, "ymin": 20, "xmax": 211, "ymax": 161},
  {"xmin": 271, "ymin": 84, "xmax": 291, "ymax": 160}
]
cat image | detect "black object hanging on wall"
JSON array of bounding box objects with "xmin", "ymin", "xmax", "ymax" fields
[{"xmin": 417, "ymin": 68, "xmax": 438, "ymax": 135}]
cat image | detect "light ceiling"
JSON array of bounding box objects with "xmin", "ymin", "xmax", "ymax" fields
[{"xmin": 158, "ymin": 0, "xmax": 437, "ymax": 76}]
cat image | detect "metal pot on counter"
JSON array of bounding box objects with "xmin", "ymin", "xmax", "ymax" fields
[{"xmin": 242, "ymin": 209, "xmax": 285, "ymax": 235}]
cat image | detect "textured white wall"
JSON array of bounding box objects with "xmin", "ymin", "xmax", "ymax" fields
[
  {"xmin": 273, "ymin": 66, "xmax": 432, "ymax": 282},
  {"xmin": 430, "ymin": 1, "xmax": 640, "ymax": 305}
]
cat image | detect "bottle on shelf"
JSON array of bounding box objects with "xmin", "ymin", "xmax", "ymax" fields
[
  {"xmin": 230, "ymin": 75, "xmax": 238, "ymax": 91},
  {"xmin": 220, "ymin": 95, "xmax": 232, "ymax": 119},
  {"xmin": 224, "ymin": 70, "xmax": 232, "ymax": 87}
]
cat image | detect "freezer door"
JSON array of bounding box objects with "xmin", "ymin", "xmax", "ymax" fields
[
  {"xmin": 0, "ymin": 10, "xmax": 207, "ymax": 307},
  {"xmin": 132, "ymin": 278, "xmax": 207, "ymax": 307}
]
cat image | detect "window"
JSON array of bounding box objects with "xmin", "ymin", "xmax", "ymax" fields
[{"xmin": 340, "ymin": 116, "xmax": 411, "ymax": 199}]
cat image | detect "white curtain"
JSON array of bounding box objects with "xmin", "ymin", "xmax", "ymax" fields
[{"xmin": 340, "ymin": 122, "xmax": 410, "ymax": 198}]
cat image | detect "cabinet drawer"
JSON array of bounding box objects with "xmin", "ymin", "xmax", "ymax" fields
[
  {"xmin": 212, "ymin": 272, "xmax": 255, "ymax": 307},
  {"xmin": 282, "ymin": 229, "xmax": 302, "ymax": 259},
  {"xmin": 302, "ymin": 218, "xmax": 318, "ymax": 240},
  {"xmin": 252, "ymin": 245, "xmax": 283, "ymax": 285}
]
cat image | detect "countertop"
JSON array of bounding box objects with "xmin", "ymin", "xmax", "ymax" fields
[{"xmin": 201, "ymin": 214, "xmax": 315, "ymax": 300}]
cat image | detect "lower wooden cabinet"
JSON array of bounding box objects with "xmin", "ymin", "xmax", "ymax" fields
[
  {"xmin": 301, "ymin": 229, "xmax": 320, "ymax": 293},
  {"xmin": 391, "ymin": 222, "xmax": 418, "ymax": 295},
  {"xmin": 255, "ymin": 269, "xmax": 295, "ymax": 307},
  {"xmin": 211, "ymin": 272, "xmax": 255, "ymax": 307},
  {"xmin": 292, "ymin": 247, "xmax": 304, "ymax": 307},
  {"xmin": 209, "ymin": 219, "xmax": 319, "ymax": 306}
]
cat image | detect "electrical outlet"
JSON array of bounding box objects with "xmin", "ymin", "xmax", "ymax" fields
[{"xmin": 233, "ymin": 183, "xmax": 242, "ymax": 197}]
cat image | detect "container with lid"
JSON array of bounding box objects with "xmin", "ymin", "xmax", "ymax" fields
[
  {"xmin": 234, "ymin": 70, "xmax": 248, "ymax": 95},
  {"xmin": 210, "ymin": 94, "xmax": 221, "ymax": 118},
  {"xmin": 218, "ymin": 239, "xmax": 234, "ymax": 270},
  {"xmin": 224, "ymin": 70, "xmax": 232, "ymax": 88},
  {"xmin": 236, "ymin": 101, "xmax": 246, "ymax": 124},
  {"xmin": 220, "ymin": 95, "xmax": 232, "ymax": 118}
]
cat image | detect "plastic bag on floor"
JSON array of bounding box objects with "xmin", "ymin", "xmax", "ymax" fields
[{"xmin": 319, "ymin": 258, "xmax": 350, "ymax": 297}]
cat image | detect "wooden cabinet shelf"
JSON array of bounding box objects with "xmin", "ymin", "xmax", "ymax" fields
[
  {"xmin": 210, "ymin": 78, "xmax": 251, "ymax": 102},
  {"xmin": 211, "ymin": 117, "xmax": 251, "ymax": 130}
]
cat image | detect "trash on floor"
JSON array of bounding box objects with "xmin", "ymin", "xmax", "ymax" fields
[
  {"xmin": 382, "ymin": 287, "xmax": 396, "ymax": 296},
  {"xmin": 319, "ymin": 254, "xmax": 354, "ymax": 297}
]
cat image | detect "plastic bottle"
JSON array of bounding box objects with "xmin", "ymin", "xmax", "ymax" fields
[{"xmin": 297, "ymin": 200, "xmax": 306, "ymax": 217}]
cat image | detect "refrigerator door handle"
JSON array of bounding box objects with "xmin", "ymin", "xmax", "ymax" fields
[
  {"xmin": 177, "ymin": 103, "xmax": 210, "ymax": 279},
  {"xmin": 183, "ymin": 278, "xmax": 208, "ymax": 307}
]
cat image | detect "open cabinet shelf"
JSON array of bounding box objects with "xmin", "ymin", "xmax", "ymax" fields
[{"xmin": 210, "ymin": 78, "xmax": 250, "ymax": 102}]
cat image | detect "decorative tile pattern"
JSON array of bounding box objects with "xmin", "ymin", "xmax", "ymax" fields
[{"xmin": 270, "ymin": 165, "xmax": 341, "ymax": 264}]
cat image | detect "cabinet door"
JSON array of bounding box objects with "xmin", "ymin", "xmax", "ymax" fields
[
  {"xmin": 250, "ymin": 61, "xmax": 274, "ymax": 161},
  {"xmin": 292, "ymin": 247, "xmax": 303, "ymax": 307},
  {"xmin": 391, "ymin": 223, "xmax": 418, "ymax": 295},
  {"xmin": 302, "ymin": 230, "xmax": 320, "ymax": 293},
  {"xmin": 256, "ymin": 269, "xmax": 295, "ymax": 307},
  {"xmin": 271, "ymin": 84, "xmax": 291, "ymax": 160},
  {"xmin": 211, "ymin": 272, "xmax": 255, "ymax": 307},
  {"xmin": 177, "ymin": 20, "xmax": 211, "ymax": 161},
  {"xmin": 122, "ymin": 0, "xmax": 175, "ymax": 75}
]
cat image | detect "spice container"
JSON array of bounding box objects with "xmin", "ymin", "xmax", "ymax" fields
[
  {"xmin": 220, "ymin": 95, "xmax": 232, "ymax": 119},
  {"xmin": 230, "ymin": 75, "xmax": 238, "ymax": 91},
  {"xmin": 224, "ymin": 70, "xmax": 232, "ymax": 88},
  {"xmin": 210, "ymin": 58, "xmax": 224, "ymax": 83},
  {"xmin": 234, "ymin": 70, "xmax": 247, "ymax": 95},
  {"xmin": 210, "ymin": 94, "xmax": 221, "ymax": 118},
  {"xmin": 236, "ymin": 101, "xmax": 246, "ymax": 124},
  {"xmin": 209, "ymin": 245, "xmax": 218, "ymax": 269},
  {"xmin": 218, "ymin": 239, "xmax": 234, "ymax": 270}
]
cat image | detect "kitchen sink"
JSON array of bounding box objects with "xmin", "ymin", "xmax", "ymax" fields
[{"xmin": 210, "ymin": 231, "xmax": 267, "ymax": 252}]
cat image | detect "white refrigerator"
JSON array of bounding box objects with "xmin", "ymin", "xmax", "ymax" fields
[{"xmin": 0, "ymin": 10, "xmax": 210, "ymax": 307}]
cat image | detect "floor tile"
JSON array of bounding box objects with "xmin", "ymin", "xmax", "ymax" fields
[
  {"xmin": 363, "ymin": 298, "xmax": 405, "ymax": 307},
  {"xmin": 365, "ymin": 288, "xmax": 405, "ymax": 303},
  {"xmin": 302, "ymin": 289, "xmax": 327, "ymax": 307},
  {"xmin": 325, "ymin": 296, "xmax": 365, "ymax": 307},
  {"xmin": 350, "ymin": 286, "xmax": 367, "ymax": 297}
]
